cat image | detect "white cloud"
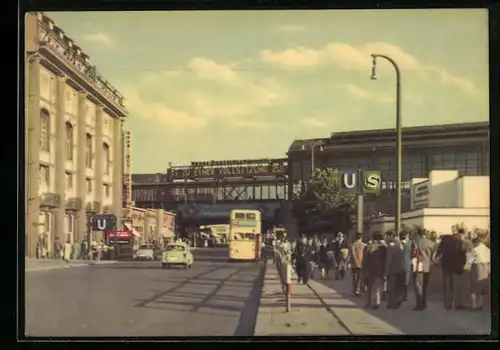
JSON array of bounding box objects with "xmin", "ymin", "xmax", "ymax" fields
[
  {"xmin": 187, "ymin": 57, "xmax": 239, "ymax": 85},
  {"xmin": 230, "ymin": 120, "xmax": 271, "ymax": 129},
  {"xmin": 278, "ymin": 25, "xmax": 306, "ymax": 32},
  {"xmin": 343, "ymin": 84, "xmax": 394, "ymax": 104},
  {"xmin": 261, "ymin": 46, "xmax": 322, "ymax": 69},
  {"xmin": 121, "ymin": 57, "xmax": 292, "ymax": 128},
  {"xmin": 260, "ymin": 41, "xmax": 425, "ymax": 71},
  {"xmin": 300, "ymin": 117, "xmax": 329, "ymax": 127},
  {"xmin": 260, "ymin": 41, "xmax": 481, "ymax": 96},
  {"xmin": 83, "ymin": 32, "xmax": 115, "ymax": 47},
  {"xmin": 122, "ymin": 88, "xmax": 206, "ymax": 129}
]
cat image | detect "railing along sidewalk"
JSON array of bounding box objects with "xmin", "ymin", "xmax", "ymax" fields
[{"xmin": 265, "ymin": 242, "xmax": 292, "ymax": 312}]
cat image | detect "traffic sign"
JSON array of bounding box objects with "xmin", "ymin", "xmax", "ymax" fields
[{"xmin": 91, "ymin": 214, "xmax": 117, "ymax": 231}]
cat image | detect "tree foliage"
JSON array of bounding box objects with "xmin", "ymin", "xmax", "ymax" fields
[{"xmin": 292, "ymin": 168, "xmax": 357, "ymax": 236}]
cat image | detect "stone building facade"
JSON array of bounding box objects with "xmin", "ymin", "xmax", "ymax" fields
[{"xmin": 25, "ymin": 12, "xmax": 128, "ymax": 257}]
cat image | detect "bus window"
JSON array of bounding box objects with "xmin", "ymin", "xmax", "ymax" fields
[
  {"xmin": 245, "ymin": 233, "xmax": 256, "ymax": 240},
  {"xmin": 232, "ymin": 233, "xmax": 243, "ymax": 240},
  {"xmin": 246, "ymin": 213, "xmax": 257, "ymax": 220},
  {"xmin": 235, "ymin": 213, "xmax": 245, "ymax": 220}
]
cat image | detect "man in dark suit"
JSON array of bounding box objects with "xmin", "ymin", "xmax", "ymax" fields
[
  {"xmin": 436, "ymin": 228, "xmax": 472, "ymax": 310},
  {"xmin": 411, "ymin": 228, "xmax": 437, "ymax": 311}
]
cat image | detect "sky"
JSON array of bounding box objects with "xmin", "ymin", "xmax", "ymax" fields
[{"xmin": 46, "ymin": 10, "xmax": 489, "ymax": 173}]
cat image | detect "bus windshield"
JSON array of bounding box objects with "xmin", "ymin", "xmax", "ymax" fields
[
  {"xmin": 246, "ymin": 213, "xmax": 257, "ymax": 220},
  {"xmin": 231, "ymin": 233, "xmax": 258, "ymax": 240},
  {"xmin": 235, "ymin": 213, "xmax": 245, "ymax": 220}
]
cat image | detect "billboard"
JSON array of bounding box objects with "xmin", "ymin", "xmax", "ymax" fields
[{"xmin": 168, "ymin": 158, "xmax": 288, "ymax": 180}]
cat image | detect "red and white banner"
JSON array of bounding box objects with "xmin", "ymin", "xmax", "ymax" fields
[{"xmin": 106, "ymin": 230, "xmax": 133, "ymax": 239}]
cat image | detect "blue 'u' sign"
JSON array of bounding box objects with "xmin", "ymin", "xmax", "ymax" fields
[{"xmin": 91, "ymin": 214, "xmax": 117, "ymax": 231}]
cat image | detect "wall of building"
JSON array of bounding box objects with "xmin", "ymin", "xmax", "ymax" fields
[
  {"xmin": 460, "ymin": 176, "xmax": 490, "ymax": 208},
  {"xmin": 125, "ymin": 207, "xmax": 176, "ymax": 245},
  {"xmin": 25, "ymin": 12, "xmax": 127, "ymax": 258},
  {"xmin": 428, "ymin": 170, "xmax": 459, "ymax": 208},
  {"xmin": 369, "ymin": 207, "xmax": 490, "ymax": 236}
]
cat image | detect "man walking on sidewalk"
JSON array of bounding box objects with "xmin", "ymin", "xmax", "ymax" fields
[
  {"xmin": 411, "ymin": 228, "xmax": 437, "ymax": 311},
  {"xmin": 436, "ymin": 228, "xmax": 470, "ymax": 310},
  {"xmin": 294, "ymin": 236, "xmax": 309, "ymax": 284},
  {"xmin": 363, "ymin": 233, "xmax": 387, "ymax": 309},
  {"xmin": 333, "ymin": 232, "xmax": 349, "ymax": 280},
  {"xmin": 385, "ymin": 232, "xmax": 405, "ymax": 308},
  {"xmin": 350, "ymin": 232, "xmax": 366, "ymax": 296},
  {"xmin": 399, "ymin": 232, "xmax": 412, "ymax": 301}
]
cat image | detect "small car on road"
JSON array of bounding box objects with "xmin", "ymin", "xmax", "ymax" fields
[
  {"xmin": 161, "ymin": 242, "xmax": 193, "ymax": 269},
  {"xmin": 134, "ymin": 244, "xmax": 155, "ymax": 261}
]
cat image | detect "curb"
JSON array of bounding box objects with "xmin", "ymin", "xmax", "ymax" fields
[
  {"xmin": 253, "ymin": 259, "xmax": 269, "ymax": 336},
  {"xmin": 25, "ymin": 260, "xmax": 118, "ymax": 272}
]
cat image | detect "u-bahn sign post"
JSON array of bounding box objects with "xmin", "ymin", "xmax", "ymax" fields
[
  {"xmin": 87, "ymin": 214, "xmax": 117, "ymax": 260},
  {"xmin": 340, "ymin": 170, "xmax": 382, "ymax": 236}
]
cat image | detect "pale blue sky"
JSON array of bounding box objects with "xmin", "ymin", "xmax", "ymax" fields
[{"xmin": 46, "ymin": 10, "xmax": 489, "ymax": 173}]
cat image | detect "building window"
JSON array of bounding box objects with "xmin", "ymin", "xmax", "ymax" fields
[
  {"xmin": 85, "ymin": 133, "xmax": 93, "ymax": 168},
  {"xmin": 104, "ymin": 184, "xmax": 111, "ymax": 197},
  {"xmin": 456, "ymin": 152, "xmax": 479, "ymax": 176},
  {"xmin": 65, "ymin": 122, "xmax": 74, "ymax": 161},
  {"xmin": 39, "ymin": 165, "xmax": 49, "ymax": 186},
  {"xmin": 65, "ymin": 172, "xmax": 73, "ymax": 190},
  {"xmin": 431, "ymin": 153, "xmax": 455, "ymax": 170},
  {"xmin": 40, "ymin": 109, "xmax": 50, "ymax": 152},
  {"xmin": 103, "ymin": 142, "xmax": 110, "ymax": 174},
  {"xmin": 86, "ymin": 178, "xmax": 92, "ymax": 193},
  {"xmin": 66, "ymin": 214, "xmax": 74, "ymax": 233}
]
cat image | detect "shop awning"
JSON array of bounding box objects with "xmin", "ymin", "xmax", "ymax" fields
[{"xmin": 124, "ymin": 222, "xmax": 142, "ymax": 237}]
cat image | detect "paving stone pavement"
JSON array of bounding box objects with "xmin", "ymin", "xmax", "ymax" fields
[
  {"xmin": 254, "ymin": 262, "xmax": 350, "ymax": 336},
  {"xmin": 254, "ymin": 261, "xmax": 491, "ymax": 336}
]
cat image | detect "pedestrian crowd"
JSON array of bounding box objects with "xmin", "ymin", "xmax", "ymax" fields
[
  {"xmin": 286, "ymin": 227, "xmax": 490, "ymax": 312},
  {"xmin": 35, "ymin": 235, "xmax": 114, "ymax": 263}
]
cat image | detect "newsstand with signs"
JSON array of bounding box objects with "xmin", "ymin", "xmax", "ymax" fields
[{"xmin": 106, "ymin": 230, "xmax": 134, "ymax": 260}]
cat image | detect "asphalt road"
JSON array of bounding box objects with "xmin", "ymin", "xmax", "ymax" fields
[{"xmin": 24, "ymin": 247, "xmax": 265, "ymax": 337}]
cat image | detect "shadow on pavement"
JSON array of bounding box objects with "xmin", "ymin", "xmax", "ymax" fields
[
  {"xmin": 134, "ymin": 265, "xmax": 222, "ymax": 307},
  {"xmin": 311, "ymin": 271, "xmax": 490, "ymax": 335},
  {"xmin": 136, "ymin": 262, "xmax": 265, "ymax": 336},
  {"xmin": 233, "ymin": 263, "xmax": 265, "ymax": 336}
]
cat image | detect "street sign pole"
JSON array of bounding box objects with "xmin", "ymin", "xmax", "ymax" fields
[
  {"xmin": 89, "ymin": 214, "xmax": 117, "ymax": 261},
  {"xmin": 87, "ymin": 215, "xmax": 93, "ymax": 260},
  {"xmin": 114, "ymin": 223, "xmax": 118, "ymax": 260},
  {"xmin": 356, "ymin": 193, "xmax": 364, "ymax": 236}
]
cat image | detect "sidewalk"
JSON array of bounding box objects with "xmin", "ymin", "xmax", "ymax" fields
[
  {"xmin": 25, "ymin": 258, "xmax": 118, "ymax": 272},
  {"xmin": 254, "ymin": 262, "xmax": 491, "ymax": 335},
  {"xmin": 308, "ymin": 268, "xmax": 491, "ymax": 335},
  {"xmin": 254, "ymin": 261, "xmax": 351, "ymax": 335}
]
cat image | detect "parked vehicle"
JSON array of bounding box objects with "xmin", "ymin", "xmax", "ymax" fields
[{"xmin": 134, "ymin": 244, "xmax": 155, "ymax": 261}]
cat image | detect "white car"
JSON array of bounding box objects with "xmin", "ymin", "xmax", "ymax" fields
[{"xmin": 134, "ymin": 244, "xmax": 155, "ymax": 261}]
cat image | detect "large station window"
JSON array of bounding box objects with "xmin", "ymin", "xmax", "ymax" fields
[{"xmin": 431, "ymin": 151, "xmax": 479, "ymax": 176}]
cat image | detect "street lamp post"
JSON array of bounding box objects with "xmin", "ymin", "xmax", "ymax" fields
[
  {"xmin": 370, "ymin": 54, "xmax": 402, "ymax": 234},
  {"xmin": 301, "ymin": 140, "xmax": 324, "ymax": 177}
]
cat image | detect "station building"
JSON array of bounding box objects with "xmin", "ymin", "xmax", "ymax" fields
[
  {"xmin": 25, "ymin": 12, "xmax": 128, "ymax": 258},
  {"xmin": 287, "ymin": 121, "xmax": 490, "ymax": 217},
  {"xmin": 368, "ymin": 170, "xmax": 490, "ymax": 236}
]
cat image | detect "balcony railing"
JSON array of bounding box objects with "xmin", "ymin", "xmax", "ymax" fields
[{"xmin": 36, "ymin": 18, "xmax": 126, "ymax": 112}]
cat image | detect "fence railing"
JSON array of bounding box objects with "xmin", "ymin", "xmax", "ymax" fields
[{"xmin": 264, "ymin": 242, "xmax": 292, "ymax": 312}]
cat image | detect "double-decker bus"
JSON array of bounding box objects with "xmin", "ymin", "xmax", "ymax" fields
[
  {"xmin": 228, "ymin": 209, "xmax": 262, "ymax": 261},
  {"xmin": 200, "ymin": 224, "xmax": 230, "ymax": 244}
]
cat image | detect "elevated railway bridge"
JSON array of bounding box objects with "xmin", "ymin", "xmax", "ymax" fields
[{"xmin": 131, "ymin": 158, "xmax": 289, "ymax": 234}]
